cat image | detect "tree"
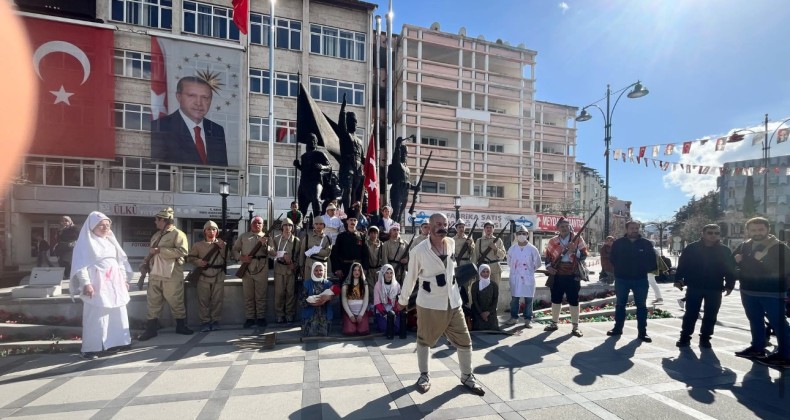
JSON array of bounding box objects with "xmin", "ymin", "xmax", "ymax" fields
[{"xmin": 742, "ymin": 176, "xmax": 759, "ymax": 218}]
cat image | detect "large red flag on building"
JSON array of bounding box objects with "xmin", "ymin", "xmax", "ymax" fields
[
  {"xmin": 23, "ymin": 17, "xmax": 115, "ymax": 159},
  {"xmin": 363, "ymin": 134, "xmax": 379, "ymax": 214},
  {"xmin": 232, "ymin": 0, "xmax": 249, "ymax": 35}
]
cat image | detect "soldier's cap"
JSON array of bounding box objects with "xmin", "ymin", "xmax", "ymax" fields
[
  {"xmin": 368, "ymin": 226, "xmax": 379, "ymax": 232},
  {"xmin": 389, "ymin": 223, "xmax": 401, "ymax": 231},
  {"xmin": 326, "ymin": 204, "xmax": 337, "ymax": 210},
  {"xmin": 281, "ymin": 218, "xmax": 294, "ymax": 226},
  {"xmin": 314, "ymin": 215, "xmax": 326, "ymax": 225},
  {"xmin": 155, "ymin": 207, "xmax": 174, "ymax": 220},
  {"xmin": 204, "ymin": 220, "xmax": 218, "ymax": 230},
  {"xmin": 483, "ymin": 221, "xmax": 494, "ymax": 227},
  {"xmin": 556, "ymin": 217, "xmax": 569, "ymax": 226},
  {"xmin": 455, "ymin": 219, "xmax": 467, "ymax": 226},
  {"xmin": 516, "ymin": 224, "xmax": 529, "ymax": 233}
]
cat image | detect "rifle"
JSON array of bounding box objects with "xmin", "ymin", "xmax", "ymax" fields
[
  {"xmin": 545, "ymin": 206, "xmax": 600, "ymax": 288},
  {"xmin": 394, "ymin": 234, "xmax": 417, "ymax": 281},
  {"xmin": 454, "ymin": 218, "xmax": 480, "ymax": 287},
  {"xmin": 476, "ymin": 221, "xmax": 512, "ymax": 265},
  {"xmin": 235, "ymin": 213, "xmax": 282, "ymax": 278},
  {"xmin": 407, "ymin": 150, "xmax": 432, "ymax": 216},
  {"xmin": 137, "ymin": 226, "xmax": 167, "ymax": 290},
  {"xmin": 185, "ymin": 241, "xmax": 223, "ymax": 284},
  {"xmin": 456, "ymin": 218, "xmax": 478, "ymax": 262}
]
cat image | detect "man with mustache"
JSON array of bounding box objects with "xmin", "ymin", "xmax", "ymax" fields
[{"xmin": 398, "ymin": 213, "xmax": 485, "ymax": 396}]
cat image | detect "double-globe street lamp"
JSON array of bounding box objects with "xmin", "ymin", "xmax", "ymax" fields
[
  {"xmin": 247, "ymin": 202, "xmax": 255, "ymax": 230},
  {"xmin": 576, "ymin": 81, "xmax": 649, "ymax": 240},
  {"xmin": 729, "ymin": 114, "xmax": 790, "ymax": 215}
]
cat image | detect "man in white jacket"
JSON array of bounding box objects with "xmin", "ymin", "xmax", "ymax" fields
[{"xmin": 398, "ymin": 213, "xmax": 485, "ymax": 396}]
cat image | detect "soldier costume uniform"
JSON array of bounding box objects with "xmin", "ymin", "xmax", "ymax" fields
[
  {"xmin": 270, "ymin": 218, "xmax": 301, "ymax": 323},
  {"xmin": 363, "ymin": 226, "xmax": 384, "ymax": 290},
  {"xmin": 187, "ymin": 220, "xmax": 226, "ymax": 332},
  {"xmin": 232, "ymin": 216, "xmax": 271, "ymax": 328},
  {"xmin": 476, "ymin": 221, "xmax": 506, "ymax": 285},
  {"xmin": 299, "ymin": 215, "xmax": 332, "ymax": 281},
  {"xmin": 383, "ymin": 224, "xmax": 409, "ymax": 284}
]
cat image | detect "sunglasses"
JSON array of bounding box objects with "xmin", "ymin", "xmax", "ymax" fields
[{"xmin": 705, "ymin": 231, "xmax": 721, "ymax": 235}]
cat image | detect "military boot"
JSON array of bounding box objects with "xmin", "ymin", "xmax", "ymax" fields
[
  {"xmin": 175, "ymin": 318, "xmax": 194, "ymax": 335},
  {"xmin": 138, "ymin": 319, "xmax": 159, "ymax": 341}
]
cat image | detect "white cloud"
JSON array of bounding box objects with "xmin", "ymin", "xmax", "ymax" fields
[
  {"xmin": 661, "ymin": 119, "xmax": 789, "ymax": 197},
  {"xmin": 558, "ymin": 2, "xmax": 569, "ymax": 14}
]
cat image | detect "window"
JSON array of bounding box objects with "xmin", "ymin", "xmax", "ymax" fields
[
  {"xmin": 542, "ymin": 144, "xmax": 565, "ymax": 155},
  {"xmin": 248, "ymin": 165, "xmax": 269, "ymax": 196},
  {"xmin": 249, "ymin": 118, "xmax": 297, "ymax": 143},
  {"xmin": 422, "ymin": 181, "xmax": 446, "ymax": 194},
  {"xmin": 183, "ymin": 1, "xmax": 240, "ymax": 41},
  {"xmin": 309, "ymin": 76, "xmax": 365, "ymax": 106},
  {"xmin": 472, "ymin": 185, "xmax": 504, "ymax": 198},
  {"xmin": 421, "ymin": 137, "xmax": 448, "ymax": 147},
  {"xmin": 473, "ymin": 143, "xmax": 504, "ymax": 152},
  {"xmin": 250, "ymin": 14, "xmax": 302, "ymax": 50},
  {"xmin": 114, "ymin": 50, "xmax": 152, "ymax": 79},
  {"xmin": 310, "ymin": 24, "xmax": 366, "ymax": 61},
  {"xmin": 115, "ymin": 102, "xmax": 152, "ymax": 131},
  {"xmin": 249, "ymin": 69, "xmax": 299, "ymax": 97},
  {"xmin": 181, "ymin": 167, "xmax": 239, "ymax": 194},
  {"xmin": 275, "ymin": 167, "xmax": 297, "ymax": 197},
  {"xmin": 110, "ymin": 0, "xmax": 172, "ymax": 29},
  {"xmin": 24, "ymin": 157, "xmax": 96, "ymax": 188},
  {"xmin": 109, "ymin": 157, "xmax": 170, "ymax": 191}
]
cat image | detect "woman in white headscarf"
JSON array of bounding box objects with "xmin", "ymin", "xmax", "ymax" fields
[
  {"xmin": 300, "ymin": 262, "xmax": 338, "ymax": 337},
  {"xmin": 471, "ymin": 264, "xmax": 500, "ymax": 331},
  {"xmin": 69, "ymin": 211, "xmax": 133, "ymax": 359},
  {"xmin": 373, "ymin": 264, "xmax": 402, "ymax": 338}
]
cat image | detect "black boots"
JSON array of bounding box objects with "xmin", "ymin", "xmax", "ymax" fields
[
  {"xmin": 175, "ymin": 318, "xmax": 194, "ymax": 335},
  {"xmin": 399, "ymin": 312, "xmax": 408, "ymax": 339},
  {"xmin": 386, "ymin": 311, "xmax": 395, "ymax": 339},
  {"xmin": 138, "ymin": 319, "xmax": 159, "ymax": 341}
]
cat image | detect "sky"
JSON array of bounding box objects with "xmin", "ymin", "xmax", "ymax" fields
[{"xmin": 368, "ymin": 0, "xmax": 790, "ymax": 222}]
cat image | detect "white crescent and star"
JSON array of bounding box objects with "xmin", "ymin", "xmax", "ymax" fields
[{"xmin": 32, "ymin": 41, "xmax": 91, "ymax": 106}]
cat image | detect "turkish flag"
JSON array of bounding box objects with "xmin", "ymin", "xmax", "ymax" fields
[
  {"xmin": 363, "ymin": 134, "xmax": 379, "ymax": 214},
  {"xmin": 23, "ymin": 17, "xmax": 115, "ymax": 159},
  {"xmin": 232, "ymin": 0, "xmax": 249, "ymax": 35},
  {"xmin": 150, "ymin": 38, "xmax": 168, "ymax": 120}
]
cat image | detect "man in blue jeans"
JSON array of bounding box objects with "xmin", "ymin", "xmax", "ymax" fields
[
  {"xmin": 607, "ymin": 221, "xmax": 657, "ymax": 342},
  {"xmin": 732, "ymin": 217, "xmax": 790, "ymax": 368},
  {"xmin": 674, "ymin": 224, "xmax": 737, "ymax": 348}
]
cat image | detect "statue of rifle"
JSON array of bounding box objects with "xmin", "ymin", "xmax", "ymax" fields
[
  {"xmin": 454, "ymin": 218, "xmax": 479, "ymax": 286},
  {"xmin": 407, "ymin": 150, "xmax": 432, "ymax": 216},
  {"xmin": 235, "ymin": 213, "xmax": 282, "ymax": 278},
  {"xmin": 137, "ymin": 226, "xmax": 167, "ymax": 290},
  {"xmin": 476, "ymin": 221, "xmax": 512, "ymax": 265},
  {"xmin": 394, "ymin": 234, "xmax": 416, "ymax": 280},
  {"xmin": 545, "ymin": 206, "xmax": 600, "ymax": 288}
]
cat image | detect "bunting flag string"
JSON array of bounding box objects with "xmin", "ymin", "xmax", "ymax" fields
[{"xmin": 608, "ymin": 154, "xmax": 790, "ymax": 177}]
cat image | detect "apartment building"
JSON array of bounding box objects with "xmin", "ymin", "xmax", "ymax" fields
[
  {"xmin": 6, "ymin": 0, "xmax": 375, "ymax": 267},
  {"xmin": 392, "ymin": 23, "xmax": 577, "ymax": 237}
]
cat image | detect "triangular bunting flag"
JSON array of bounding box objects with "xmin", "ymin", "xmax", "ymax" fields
[
  {"xmin": 638, "ymin": 146, "xmax": 646, "ymax": 157},
  {"xmin": 613, "ymin": 149, "xmax": 621, "ymax": 160},
  {"xmin": 665, "ymin": 144, "xmax": 675, "ymax": 155},
  {"xmin": 715, "ymin": 137, "xmax": 726, "ymax": 151},
  {"xmin": 652, "ymin": 145, "xmax": 659, "ymax": 157},
  {"xmin": 682, "ymin": 142, "xmax": 692, "ymax": 154}
]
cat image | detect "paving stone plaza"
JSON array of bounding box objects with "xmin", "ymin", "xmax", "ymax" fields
[{"xmin": 0, "ymin": 277, "xmax": 788, "ymax": 420}]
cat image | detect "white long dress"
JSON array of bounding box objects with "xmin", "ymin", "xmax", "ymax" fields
[{"xmin": 507, "ymin": 242, "xmax": 542, "ymax": 298}]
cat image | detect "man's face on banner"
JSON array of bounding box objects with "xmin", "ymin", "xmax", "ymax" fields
[{"xmin": 177, "ymin": 81, "xmax": 212, "ymax": 124}]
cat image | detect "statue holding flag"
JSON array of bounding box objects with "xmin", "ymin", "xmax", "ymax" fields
[{"xmin": 338, "ymin": 95, "xmax": 365, "ymax": 212}]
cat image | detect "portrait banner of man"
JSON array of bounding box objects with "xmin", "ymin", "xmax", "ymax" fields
[{"xmin": 150, "ymin": 37, "xmax": 243, "ymax": 167}]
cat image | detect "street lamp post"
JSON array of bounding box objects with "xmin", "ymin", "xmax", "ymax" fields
[
  {"xmin": 576, "ymin": 81, "xmax": 649, "ymax": 241},
  {"xmin": 247, "ymin": 202, "xmax": 255, "ymax": 230},
  {"xmin": 219, "ymin": 182, "xmax": 230, "ymax": 239},
  {"xmin": 646, "ymin": 221, "xmax": 672, "ymax": 256},
  {"xmin": 729, "ymin": 115, "xmax": 790, "ymax": 216},
  {"xmin": 453, "ymin": 195, "xmax": 461, "ymax": 222}
]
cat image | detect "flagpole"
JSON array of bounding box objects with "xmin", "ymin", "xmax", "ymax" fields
[
  {"xmin": 268, "ymin": 0, "xmax": 276, "ymax": 225},
  {"xmin": 385, "ymin": 1, "xmax": 393, "ymax": 206},
  {"xmin": 245, "ymin": 0, "xmax": 251, "ymax": 232},
  {"xmin": 375, "ymin": 15, "xmax": 383, "ymax": 211}
]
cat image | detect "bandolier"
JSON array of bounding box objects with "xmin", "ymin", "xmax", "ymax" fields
[
  {"xmin": 232, "ymin": 216, "xmax": 271, "ymax": 328},
  {"xmin": 363, "ymin": 226, "xmax": 384, "ymax": 290},
  {"xmin": 476, "ymin": 221, "xmax": 506, "ymax": 285}
]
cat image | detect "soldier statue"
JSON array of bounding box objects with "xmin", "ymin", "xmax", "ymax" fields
[
  {"xmin": 387, "ymin": 136, "xmax": 418, "ymax": 223},
  {"xmin": 338, "ymin": 94, "xmax": 365, "ymax": 212},
  {"xmin": 294, "ymin": 133, "xmax": 331, "ymax": 217}
]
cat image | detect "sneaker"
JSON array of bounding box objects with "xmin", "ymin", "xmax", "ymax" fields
[
  {"xmin": 699, "ymin": 337, "xmax": 712, "ymax": 348},
  {"xmin": 200, "ymin": 323, "xmax": 212, "ymax": 333},
  {"xmin": 416, "ymin": 373, "xmax": 431, "ymax": 394},
  {"xmin": 757, "ymin": 353, "xmax": 790, "ymax": 368},
  {"xmin": 80, "ymin": 352, "xmax": 98, "ymax": 360},
  {"xmin": 571, "ymin": 328, "xmax": 583, "ymax": 337},
  {"xmin": 677, "ymin": 298, "xmax": 686, "ymax": 310},
  {"xmin": 524, "ymin": 320, "xmax": 533, "ymax": 329},
  {"xmin": 243, "ymin": 319, "xmax": 256, "ymax": 329},
  {"xmin": 505, "ymin": 318, "xmax": 518, "ymax": 326},
  {"xmin": 653, "ymin": 298, "xmax": 664, "ymax": 304},
  {"xmin": 676, "ymin": 338, "xmax": 691, "ymax": 348},
  {"xmin": 544, "ymin": 322, "xmax": 558, "ymax": 332},
  {"xmin": 460, "ymin": 373, "xmax": 485, "ymax": 396},
  {"xmin": 606, "ymin": 329, "xmax": 622, "ymax": 336},
  {"xmin": 735, "ymin": 347, "xmax": 766, "ymax": 359}
]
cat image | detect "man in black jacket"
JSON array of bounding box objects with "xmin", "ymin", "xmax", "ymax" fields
[
  {"xmin": 732, "ymin": 217, "xmax": 790, "ymax": 368},
  {"xmin": 607, "ymin": 221, "xmax": 658, "ymax": 342},
  {"xmin": 674, "ymin": 224, "xmax": 736, "ymax": 348},
  {"xmin": 330, "ymin": 212, "xmax": 364, "ymax": 281}
]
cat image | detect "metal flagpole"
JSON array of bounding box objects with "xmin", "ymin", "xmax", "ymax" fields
[
  {"xmin": 267, "ymin": 0, "xmax": 276, "ymax": 225},
  {"xmin": 375, "ymin": 15, "xmax": 382, "ymax": 209},
  {"xmin": 386, "ymin": 1, "xmax": 394, "ymax": 205}
]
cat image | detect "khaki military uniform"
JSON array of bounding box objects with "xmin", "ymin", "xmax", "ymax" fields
[
  {"xmin": 476, "ymin": 235, "xmax": 506, "ymax": 284},
  {"xmin": 187, "ymin": 239, "xmax": 226, "ymax": 324},
  {"xmin": 383, "ymin": 237, "xmax": 409, "ymax": 284},
  {"xmin": 232, "ymin": 231, "xmax": 271, "ymax": 320},
  {"xmin": 454, "ymin": 233, "xmax": 477, "ymax": 307},
  {"xmin": 411, "ymin": 234, "xmax": 429, "ymax": 250},
  {"xmin": 147, "ymin": 226, "xmax": 189, "ymax": 320},
  {"xmin": 363, "ymin": 239, "xmax": 384, "ymax": 290},
  {"xmin": 299, "ymin": 230, "xmax": 332, "ymax": 280},
  {"xmin": 270, "ymin": 234, "xmax": 300, "ymax": 319}
]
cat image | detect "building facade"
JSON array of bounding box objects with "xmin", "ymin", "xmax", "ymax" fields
[{"xmin": 6, "ymin": 0, "xmax": 375, "ymax": 267}]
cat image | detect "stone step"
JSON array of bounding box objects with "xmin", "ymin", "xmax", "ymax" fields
[
  {"xmin": 0, "ymin": 339, "xmax": 82, "ymax": 355},
  {"xmin": 535, "ymin": 306, "xmax": 639, "ymax": 321},
  {"xmin": 0, "ymin": 323, "xmax": 83, "ymax": 339}
]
